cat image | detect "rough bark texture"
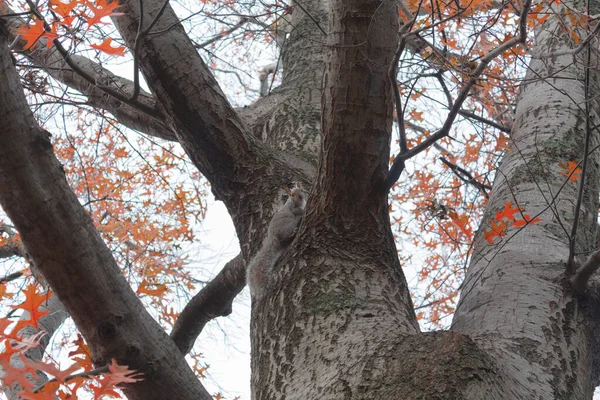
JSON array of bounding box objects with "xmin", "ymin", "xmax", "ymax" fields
[
  {"xmin": 0, "ymin": 30, "xmax": 211, "ymax": 400},
  {"xmin": 250, "ymin": 0, "xmax": 420, "ymax": 398},
  {"xmin": 451, "ymin": 11, "xmax": 600, "ymax": 398},
  {"xmin": 2, "ymin": 0, "xmax": 600, "ymax": 397}
]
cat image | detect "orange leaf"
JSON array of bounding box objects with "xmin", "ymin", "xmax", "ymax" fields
[
  {"xmin": 409, "ymin": 109, "xmax": 424, "ymax": 122},
  {"xmin": 90, "ymin": 37, "xmax": 126, "ymax": 56},
  {"xmin": 495, "ymin": 202, "xmax": 521, "ymax": 222},
  {"xmin": 511, "ymin": 213, "xmax": 542, "ymax": 228},
  {"xmin": 107, "ymin": 358, "xmax": 144, "ymax": 383},
  {"xmin": 25, "ymin": 359, "xmax": 80, "ymax": 383},
  {"xmin": 483, "ymin": 219, "xmax": 508, "ymax": 244},
  {"xmin": 68, "ymin": 333, "xmax": 94, "ymax": 370},
  {"xmin": 448, "ymin": 210, "xmax": 472, "ymax": 237},
  {"xmin": 49, "ymin": 0, "xmax": 78, "ymax": 17},
  {"xmin": 13, "ymin": 19, "xmax": 58, "ymax": 50},
  {"xmin": 90, "ymin": 359, "xmax": 142, "ymax": 400},
  {"xmin": 84, "ymin": 0, "xmax": 124, "ymax": 29},
  {"xmin": 10, "ymin": 284, "xmax": 51, "ymax": 330},
  {"xmin": 559, "ymin": 160, "xmax": 582, "ymax": 182},
  {"xmin": 136, "ymin": 279, "xmax": 168, "ymax": 297},
  {"xmin": 495, "ymin": 133, "xmax": 511, "ymax": 151},
  {"xmin": 20, "ymin": 382, "xmax": 62, "ymax": 400}
]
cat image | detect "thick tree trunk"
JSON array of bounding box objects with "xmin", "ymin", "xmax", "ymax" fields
[
  {"xmin": 3, "ymin": 0, "xmax": 600, "ymax": 396},
  {"xmin": 451, "ymin": 11, "xmax": 600, "ymax": 398},
  {"xmin": 251, "ymin": 1, "xmax": 600, "ymax": 399},
  {"xmin": 251, "ymin": 0, "xmax": 420, "ymax": 397},
  {"xmin": 0, "ymin": 29, "xmax": 211, "ymax": 400}
]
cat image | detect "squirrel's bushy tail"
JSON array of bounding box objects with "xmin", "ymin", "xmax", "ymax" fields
[{"xmin": 247, "ymin": 237, "xmax": 285, "ymax": 299}]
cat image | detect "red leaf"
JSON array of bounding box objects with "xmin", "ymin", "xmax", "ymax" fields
[
  {"xmin": 90, "ymin": 37, "xmax": 126, "ymax": 56},
  {"xmin": 495, "ymin": 202, "xmax": 520, "ymax": 222},
  {"xmin": 13, "ymin": 19, "xmax": 58, "ymax": 50},
  {"xmin": 84, "ymin": 0, "xmax": 124, "ymax": 29}
]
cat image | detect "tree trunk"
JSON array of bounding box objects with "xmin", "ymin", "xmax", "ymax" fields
[
  {"xmin": 2, "ymin": 0, "xmax": 600, "ymax": 397},
  {"xmin": 0, "ymin": 28, "xmax": 211, "ymax": 400},
  {"xmin": 251, "ymin": 1, "xmax": 600, "ymax": 399},
  {"xmin": 451, "ymin": 9, "xmax": 600, "ymax": 398}
]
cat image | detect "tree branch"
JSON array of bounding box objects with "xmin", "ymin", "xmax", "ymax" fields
[
  {"xmin": 1, "ymin": 7, "xmax": 177, "ymax": 142},
  {"xmin": 171, "ymin": 253, "xmax": 246, "ymax": 355},
  {"xmin": 195, "ymin": 17, "xmax": 250, "ymax": 49},
  {"xmin": 458, "ymin": 109, "xmax": 511, "ymax": 133},
  {"xmin": 571, "ymin": 249, "xmax": 600, "ymax": 294},
  {"xmin": 0, "ymin": 28, "xmax": 211, "ymax": 400},
  {"xmin": 386, "ymin": 0, "xmax": 532, "ymax": 190},
  {"xmin": 112, "ymin": 0, "xmax": 255, "ymax": 201},
  {"xmin": 439, "ymin": 157, "xmax": 491, "ymax": 198}
]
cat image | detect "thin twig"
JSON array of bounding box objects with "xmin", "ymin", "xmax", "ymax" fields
[
  {"xmin": 129, "ymin": 0, "xmax": 144, "ymax": 102},
  {"xmin": 195, "ymin": 17, "xmax": 249, "ymax": 49},
  {"xmin": 33, "ymin": 365, "xmax": 109, "ymax": 393},
  {"xmin": 0, "ymin": 271, "xmax": 24, "ymax": 284},
  {"xmin": 388, "ymin": 5, "xmax": 421, "ymax": 175},
  {"xmin": 566, "ymin": 29, "xmax": 593, "ymax": 275},
  {"xmin": 386, "ymin": 0, "xmax": 532, "ymax": 191},
  {"xmin": 293, "ymin": 0, "xmax": 326, "ymax": 35},
  {"xmin": 130, "ymin": 0, "xmax": 170, "ymax": 102},
  {"xmin": 458, "ymin": 109, "xmax": 511, "ymax": 133},
  {"xmin": 440, "ymin": 157, "xmax": 491, "ymax": 198}
]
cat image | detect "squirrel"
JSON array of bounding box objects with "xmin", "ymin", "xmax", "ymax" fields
[{"xmin": 247, "ymin": 184, "xmax": 306, "ymax": 300}]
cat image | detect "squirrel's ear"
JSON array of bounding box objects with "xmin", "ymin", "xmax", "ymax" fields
[
  {"xmin": 284, "ymin": 187, "xmax": 293, "ymax": 196},
  {"xmin": 295, "ymin": 182, "xmax": 302, "ymax": 189}
]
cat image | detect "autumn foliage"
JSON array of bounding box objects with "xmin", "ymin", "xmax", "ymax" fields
[{"xmin": 1, "ymin": 0, "xmax": 596, "ymax": 396}]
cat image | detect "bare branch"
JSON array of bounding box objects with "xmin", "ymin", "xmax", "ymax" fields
[
  {"xmin": 571, "ymin": 249, "xmax": 600, "ymax": 293},
  {"xmin": 567, "ymin": 38, "xmax": 594, "ymax": 274},
  {"xmin": 386, "ymin": 0, "xmax": 533, "ymax": 190},
  {"xmin": 130, "ymin": 0, "xmax": 171, "ymax": 102},
  {"xmin": 171, "ymin": 254, "xmax": 246, "ymax": 355},
  {"xmin": 112, "ymin": 0, "xmax": 256, "ymax": 200},
  {"xmin": 1, "ymin": 7, "xmax": 177, "ymax": 141},
  {"xmin": 0, "ymin": 271, "xmax": 24, "ymax": 283},
  {"xmin": 439, "ymin": 157, "xmax": 491, "ymax": 198},
  {"xmin": 458, "ymin": 109, "xmax": 511, "ymax": 133}
]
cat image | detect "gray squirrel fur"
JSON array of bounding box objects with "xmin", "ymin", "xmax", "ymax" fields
[{"xmin": 247, "ymin": 184, "xmax": 306, "ymax": 300}]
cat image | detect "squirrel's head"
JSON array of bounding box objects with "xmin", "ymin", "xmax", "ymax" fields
[{"xmin": 284, "ymin": 183, "xmax": 306, "ymax": 211}]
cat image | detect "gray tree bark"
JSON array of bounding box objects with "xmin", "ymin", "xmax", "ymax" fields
[{"xmin": 1, "ymin": 0, "xmax": 600, "ymax": 398}]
